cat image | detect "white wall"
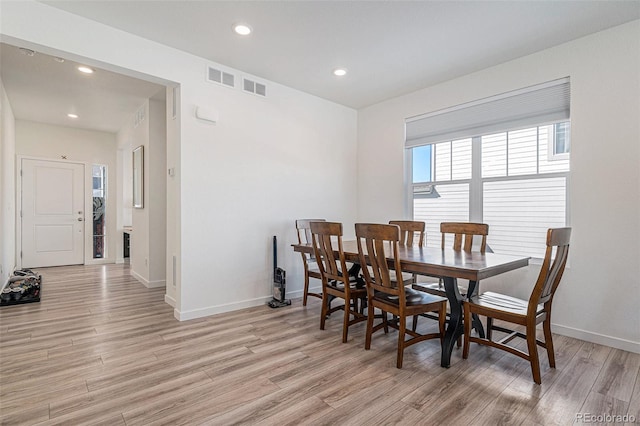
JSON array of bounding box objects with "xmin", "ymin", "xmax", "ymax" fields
[
  {"xmin": 0, "ymin": 79, "xmax": 16, "ymax": 286},
  {"xmin": 115, "ymin": 147, "xmax": 130, "ymax": 264},
  {"xmin": 15, "ymin": 120, "xmax": 118, "ymax": 265},
  {"xmin": 117, "ymin": 101, "xmax": 148, "ymax": 284},
  {"xmin": 165, "ymin": 86, "xmax": 180, "ymax": 307},
  {"xmin": 148, "ymin": 98, "xmax": 167, "ymax": 287},
  {"xmin": 357, "ymin": 21, "xmax": 640, "ymax": 353},
  {"xmin": 115, "ymin": 115, "xmax": 134, "ymax": 264},
  {"xmin": 178, "ymin": 65, "xmax": 357, "ymax": 319},
  {"xmin": 117, "ymin": 98, "xmax": 167, "ymax": 288},
  {"xmin": 0, "ymin": 1, "xmax": 358, "ymax": 319}
]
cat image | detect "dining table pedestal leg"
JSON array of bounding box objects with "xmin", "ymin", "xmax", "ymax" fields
[{"xmin": 441, "ymin": 276, "xmax": 463, "ymax": 368}]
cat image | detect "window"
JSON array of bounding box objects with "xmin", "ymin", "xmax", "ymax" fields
[
  {"xmin": 409, "ymin": 123, "xmax": 569, "ymax": 258},
  {"xmin": 551, "ymin": 121, "xmax": 570, "ymax": 159},
  {"xmin": 406, "ymin": 78, "xmax": 570, "ymax": 258},
  {"xmin": 92, "ymin": 165, "xmax": 106, "ymax": 259}
]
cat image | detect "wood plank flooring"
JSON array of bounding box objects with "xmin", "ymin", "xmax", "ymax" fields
[{"xmin": 1, "ymin": 264, "xmax": 638, "ymax": 425}]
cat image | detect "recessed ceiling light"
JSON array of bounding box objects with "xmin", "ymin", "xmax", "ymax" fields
[
  {"xmin": 19, "ymin": 48, "xmax": 35, "ymax": 57},
  {"xmin": 233, "ymin": 23, "xmax": 252, "ymax": 36},
  {"xmin": 54, "ymin": 57, "xmax": 65, "ymax": 63},
  {"xmin": 333, "ymin": 68, "xmax": 347, "ymax": 77},
  {"xmin": 67, "ymin": 113, "xmax": 78, "ymax": 119},
  {"xmin": 77, "ymin": 66, "xmax": 94, "ymax": 74}
]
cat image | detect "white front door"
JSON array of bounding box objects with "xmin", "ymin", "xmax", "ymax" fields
[{"xmin": 21, "ymin": 159, "xmax": 85, "ymax": 267}]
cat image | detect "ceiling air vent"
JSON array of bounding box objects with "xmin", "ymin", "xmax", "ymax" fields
[
  {"xmin": 207, "ymin": 66, "xmax": 235, "ymax": 88},
  {"xmin": 243, "ymin": 78, "xmax": 267, "ymax": 97}
]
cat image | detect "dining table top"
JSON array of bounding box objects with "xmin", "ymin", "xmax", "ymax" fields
[{"xmin": 292, "ymin": 241, "xmax": 530, "ymax": 282}]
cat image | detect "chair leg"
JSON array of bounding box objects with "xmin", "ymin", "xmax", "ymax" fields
[
  {"xmin": 462, "ymin": 302, "xmax": 471, "ymax": 359},
  {"xmin": 303, "ymin": 273, "xmax": 310, "ymax": 306},
  {"xmin": 412, "ymin": 315, "xmax": 419, "ymax": 332},
  {"xmin": 382, "ymin": 311, "xmax": 389, "ymax": 334},
  {"xmin": 365, "ymin": 299, "xmax": 374, "ymax": 350},
  {"xmin": 397, "ymin": 316, "xmax": 406, "ymax": 368},
  {"xmin": 543, "ymin": 317, "xmax": 556, "ymax": 368},
  {"xmin": 342, "ymin": 298, "xmax": 351, "ymax": 343},
  {"xmin": 486, "ymin": 317, "xmax": 493, "ymax": 341},
  {"xmin": 320, "ymin": 293, "xmax": 328, "ymax": 330},
  {"xmin": 526, "ymin": 324, "xmax": 542, "ymax": 384}
]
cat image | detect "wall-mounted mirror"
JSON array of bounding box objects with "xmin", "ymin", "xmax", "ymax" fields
[{"xmin": 133, "ymin": 145, "xmax": 144, "ymax": 208}]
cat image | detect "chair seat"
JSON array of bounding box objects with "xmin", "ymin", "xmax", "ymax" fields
[
  {"xmin": 327, "ymin": 270, "xmax": 365, "ymax": 292},
  {"xmin": 469, "ymin": 291, "xmax": 543, "ymax": 316},
  {"xmin": 389, "ymin": 270, "xmax": 415, "ymax": 285},
  {"xmin": 329, "ymin": 281, "xmax": 366, "ymax": 293},
  {"xmin": 374, "ymin": 287, "xmax": 446, "ymax": 307},
  {"xmin": 365, "ymin": 267, "xmax": 414, "ymax": 285},
  {"xmin": 412, "ymin": 282, "xmax": 466, "ymax": 296}
]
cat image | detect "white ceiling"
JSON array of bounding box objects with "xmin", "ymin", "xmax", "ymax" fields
[
  {"xmin": 2, "ymin": 1, "xmax": 639, "ymax": 133},
  {"xmin": 0, "ymin": 43, "xmax": 165, "ymax": 133}
]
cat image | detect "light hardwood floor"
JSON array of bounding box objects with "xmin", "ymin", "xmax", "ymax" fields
[{"xmin": 1, "ymin": 264, "xmax": 638, "ymax": 425}]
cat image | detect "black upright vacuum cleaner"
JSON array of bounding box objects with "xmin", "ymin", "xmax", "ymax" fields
[{"xmin": 268, "ymin": 236, "xmax": 291, "ymax": 308}]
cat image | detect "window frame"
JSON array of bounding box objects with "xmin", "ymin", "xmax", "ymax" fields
[
  {"xmin": 405, "ymin": 123, "xmax": 571, "ymax": 258},
  {"xmin": 549, "ymin": 122, "xmax": 571, "ymax": 161}
]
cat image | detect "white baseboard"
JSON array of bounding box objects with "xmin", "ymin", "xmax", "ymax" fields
[
  {"xmin": 130, "ymin": 270, "xmax": 165, "ymax": 289},
  {"xmin": 84, "ymin": 258, "xmax": 113, "ymax": 265},
  {"xmin": 174, "ymin": 295, "xmax": 273, "ymax": 321},
  {"xmin": 147, "ymin": 280, "xmax": 166, "ymax": 289},
  {"xmin": 172, "ymin": 284, "xmax": 323, "ymax": 321},
  {"xmin": 282, "ymin": 285, "xmax": 321, "ymax": 301},
  {"xmin": 164, "ymin": 294, "xmax": 176, "ymax": 308},
  {"xmin": 169, "ymin": 287, "xmax": 639, "ymax": 354},
  {"xmin": 552, "ymin": 323, "xmax": 640, "ymax": 354}
]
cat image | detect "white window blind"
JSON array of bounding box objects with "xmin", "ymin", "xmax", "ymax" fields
[
  {"xmin": 405, "ymin": 77, "xmax": 570, "ymax": 148},
  {"xmin": 483, "ymin": 177, "xmax": 567, "ymax": 258}
]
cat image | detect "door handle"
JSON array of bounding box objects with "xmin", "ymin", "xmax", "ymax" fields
[{"xmin": 77, "ymin": 218, "xmax": 84, "ymax": 222}]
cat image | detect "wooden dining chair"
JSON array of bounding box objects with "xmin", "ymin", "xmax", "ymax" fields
[
  {"xmin": 463, "ymin": 227, "xmax": 571, "ymax": 384},
  {"xmin": 295, "ymin": 219, "xmax": 325, "ymax": 306},
  {"xmin": 310, "ymin": 221, "xmax": 367, "ymax": 343},
  {"xmin": 441, "ymin": 222, "xmax": 489, "ymax": 253},
  {"xmin": 414, "ymin": 222, "xmax": 490, "ymax": 297},
  {"xmin": 356, "ymin": 223, "xmax": 447, "ymax": 368},
  {"xmin": 412, "ymin": 222, "xmax": 489, "ymax": 331},
  {"xmin": 389, "ymin": 220, "xmax": 425, "ymax": 247}
]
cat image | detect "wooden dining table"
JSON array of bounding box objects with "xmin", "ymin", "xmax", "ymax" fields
[{"xmin": 292, "ymin": 241, "xmax": 530, "ymax": 368}]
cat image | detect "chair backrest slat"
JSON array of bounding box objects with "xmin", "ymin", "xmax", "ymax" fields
[
  {"xmin": 310, "ymin": 221, "xmax": 348, "ymax": 284},
  {"xmin": 530, "ymin": 227, "xmax": 571, "ymax": 312},
  {"xmin": 389, "ymin": 220, "xmax": 425, "ymax": 246},
  {"xmin": 440, "ymin": 222, "xmax": 488, "ymax": 253},
  {"xmin": 296, "ymin": 219, "xmax": 325, "ymax": 264},
  {"xmin": 296, "ymin": 219, "xmax": 325, "ymax": 244},
  {"xmin": 356, "ymin": 223, "xmax": 403, "ymax": 298}
]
